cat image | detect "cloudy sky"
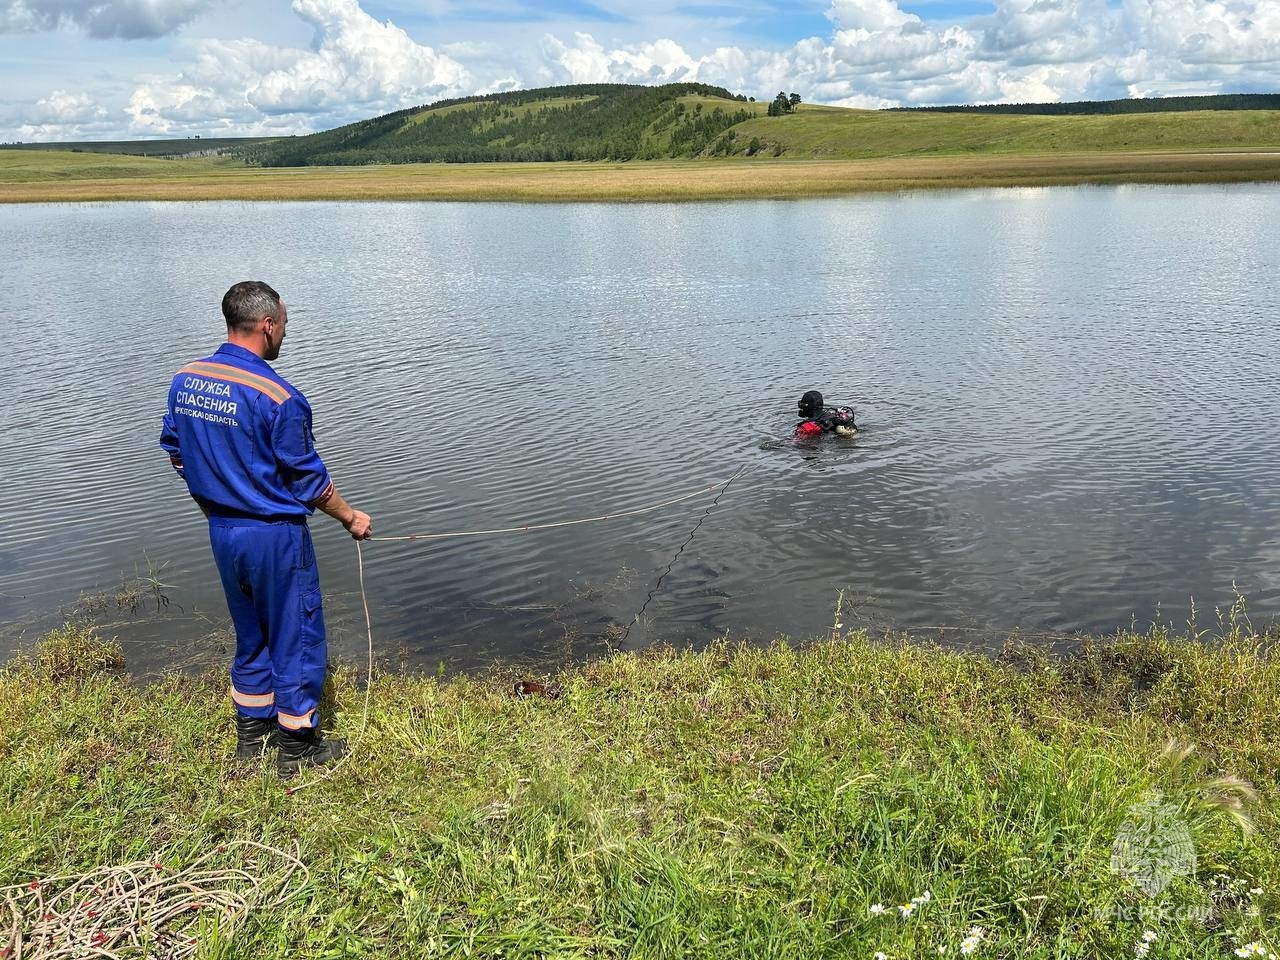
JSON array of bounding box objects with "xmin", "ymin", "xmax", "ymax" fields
[{"xmin": 1, "ymin": 0, "xmax": 1277, "ymax": 141}]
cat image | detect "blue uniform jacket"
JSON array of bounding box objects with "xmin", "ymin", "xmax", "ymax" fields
[{"xmin": 160, "ymin": 343, "xmax": 334, "ymax": 518}]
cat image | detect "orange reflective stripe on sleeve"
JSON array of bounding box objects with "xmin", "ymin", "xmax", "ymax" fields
[
  {"xmin": 230, "ymin": 686, "xmax": 275, "ymax": 709},
  {"xmin": 179, "ymin": 362, "xmax": 291, "ymax": 405},
  {"xmin": 277, "ymin": 709, "xmax": 316, "ymax": 730}
]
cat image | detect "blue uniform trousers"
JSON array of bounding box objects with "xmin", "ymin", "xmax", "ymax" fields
[{"xmin": 208, "ymin": 516, "xmax": 326, "ymax": 731}]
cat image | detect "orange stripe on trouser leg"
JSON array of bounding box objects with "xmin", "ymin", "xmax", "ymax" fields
[
  {"xmin": 277, "ymin": 710, "xmax": 316, "ymax": 730},
  {"xmin": 230, "ymin": 686, "xmax": 275, "ymax": 709}
]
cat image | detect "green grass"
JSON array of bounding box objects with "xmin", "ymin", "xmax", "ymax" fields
[
  {"xmin": 0, "ymin": 149, "xmax": 231, "ymax": 183},
  {"xmin": 676, "ymin": 94, "xmax": 767, "ymax": 115},
  {"xmin": 2, "ymin": 609, "xmax": 1278, "ymax": 958},
  {"xmin": 735, "ymin": 107, "xmax": 1280, "ymax": 159}
]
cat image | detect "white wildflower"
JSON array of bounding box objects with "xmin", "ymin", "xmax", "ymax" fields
[
  {"xmin": 1134, "ymin": 943, "xmax": 1150, "ymax": 958},
  {"xmin": 1235, "ymin": 944, "xmax": 1268, "ymax": 958},
  {"xmin": 937, "ymin": 947, "xmax": 948, "ymax": 955},
  {"xmin": 898, "ymin": 902, "xmax": 916, "ymax": 918},
  {"xmin": 869, "ymin": 903, "xmax": 887, "ymax": 915},
  {"xmin": 875, "ymin": 953, "xmax": 888, "ymax": 960},
  {"xmin": 1142, "ymin": 930, "xmax": 1158, "ymax": 942},
  {"xmin": 967, "ymin": 926, "xmax": 985, "ymax": 940},
  {"xmin": 1250, "ymin": 887, "xmax": 1264, "ymax": 896},
  {"xmin": 960, "ymin": 936, "xmax": 981, "ymax": 956}
]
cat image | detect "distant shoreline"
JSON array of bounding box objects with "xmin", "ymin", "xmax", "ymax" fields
[{"xmin": 2, "ymin": 151, "xmax": 1280, "ymax": 203}]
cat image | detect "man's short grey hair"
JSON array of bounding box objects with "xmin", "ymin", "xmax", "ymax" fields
[{"xmin": 222, "ymin": 281, "xmax": 281, "ymax": 333}]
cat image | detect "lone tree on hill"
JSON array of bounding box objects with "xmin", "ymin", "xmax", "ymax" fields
[{"xmin": 768, "ymin": 91, "xmax": 801, "ymax": 116}]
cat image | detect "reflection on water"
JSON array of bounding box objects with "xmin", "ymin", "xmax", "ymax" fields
[{"xmin": 1, "ymin": 185, "xmax": 1278, "ymax": 675}]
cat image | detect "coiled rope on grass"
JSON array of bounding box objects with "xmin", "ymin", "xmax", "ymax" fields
[
  {"xmin": 0, "ymin": 840, "xmax": 308, "ymax": 960},
  {"xmin": 0, "ymin": 471, "xmax": 747, "ymax": 956}
]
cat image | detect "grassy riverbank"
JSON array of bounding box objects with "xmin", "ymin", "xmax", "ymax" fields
[
  {"xmin": 2, "ymin": 613, "xmax": 1278, "ymax": 958},
  {"xmin": 2, "ymin": 150, "xmax": 1280, "ymax": 203}
]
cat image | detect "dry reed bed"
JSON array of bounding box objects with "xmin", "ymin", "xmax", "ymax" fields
[{"xmin": 2, "ymin": 152, "xmax": 1279, "ymax": 203}]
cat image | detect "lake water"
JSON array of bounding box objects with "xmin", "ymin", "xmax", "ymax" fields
[{"xmin": 1, "ymin": 186, "xmax": 1278, "ymax": 676}]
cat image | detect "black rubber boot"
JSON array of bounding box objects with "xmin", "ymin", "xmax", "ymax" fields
[
  {"xmin": 235, "ymin": 714, "xmax": 278, "ymax": 761},
  {"xmin": 277, "ymin": 727, "xmax": 348, "ymax": 779}
]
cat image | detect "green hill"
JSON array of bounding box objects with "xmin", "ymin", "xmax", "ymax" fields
[
  {"xmin": 250, "ymin": 83, "xmax": 757, "ymax": 166},
  {"xmin": 246, "ymin": 85, "xmax": 1280, "ymax": 167},
  {"xmin": 732, "ymin": 105, "xmax": 1280, "ymax": 159}
]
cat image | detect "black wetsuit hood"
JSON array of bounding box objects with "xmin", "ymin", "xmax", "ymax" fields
[{"xmin": 798, "ymin": 390, "xmax": 824, "ymax": 419}]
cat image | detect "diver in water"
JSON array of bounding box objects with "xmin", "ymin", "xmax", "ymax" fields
[{"xmin": 794, "ymin": 390, "xmax": 857, "ymax": 438}]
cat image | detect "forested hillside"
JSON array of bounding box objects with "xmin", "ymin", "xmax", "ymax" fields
[{"xmin": 250, "ymin": 83, "xmax": 757, "ymax": 166}]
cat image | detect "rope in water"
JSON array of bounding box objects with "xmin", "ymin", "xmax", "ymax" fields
[
  {"xmin": 369, "ymin": 472, "xmax": 743, "ymax": 542},
  {"xmin": 0, "ymin": 841, "xmax": 308, "ymax": 960},
  {"xmin": 620, "ymin": 465, "xmax": 746, "ymax": 644},
  {"xmin": 285, "ymin": 468, "xmax": 744, "ymax": 793},
  {"xmin": 0, "ymin": 474, "xmax": 747, "ymax": 954}
]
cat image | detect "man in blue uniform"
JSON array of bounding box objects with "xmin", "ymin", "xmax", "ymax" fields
[{"xmin": 160, "ymin": 281, "xmax": 373, "ymax": 778}]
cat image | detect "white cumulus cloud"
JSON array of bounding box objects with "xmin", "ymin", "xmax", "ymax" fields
[
  {"xmin": 6, "ymin": 0, "xmax": 1280, "ymax": 142},
  {"xmin": 1124, "ymin": 0, "xmax": 1280, "ymax": 65},
  {"xmin": 123, "ymin": 0, "xmax": 468, "ymax": 135},
  {"xmin": 543, "ymin": 32, "xmax": 702, "ymax": 84},
  {"xmin": 534, "ymin": 0, "xmax": 1280, "ymax": 108},
  {"xmin": 0, "ymin": 0, "xmax": 220, "ymax": 38},
  {"xmin": 978, "ymin": 0, "xmax": 1118, "ymax": 67},
  {"xmin": 12, "ymin": 88, "xmax": 111, "ymax": 139}
]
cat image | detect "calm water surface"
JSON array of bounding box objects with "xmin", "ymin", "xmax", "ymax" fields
[{"xmin": 1, "ymin": 186, "xmax": 1277, "ymax": 674}]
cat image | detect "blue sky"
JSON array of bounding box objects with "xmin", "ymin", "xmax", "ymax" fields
[{"xmin": 0, "ymin": 0, "xmax": 1276, "ymax": 142}]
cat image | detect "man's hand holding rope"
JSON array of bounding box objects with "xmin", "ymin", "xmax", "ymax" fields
[{"xmin": 316, "ymin": 485, "xmax": 373, "ymax": 540}]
